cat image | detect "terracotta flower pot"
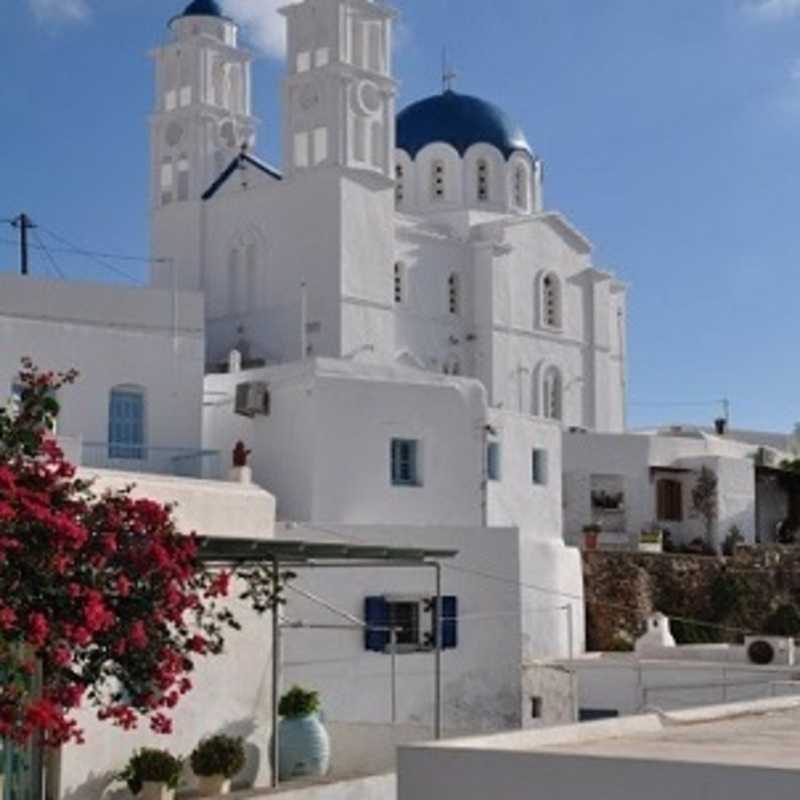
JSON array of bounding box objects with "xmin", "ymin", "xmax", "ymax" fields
[
  {"xmin": 583, "ymin": 531, "xmax": 600, "ymax": 550},
  {"xmin": 196, "ymin": 775, "xmax": 231, "ymax": 796}
]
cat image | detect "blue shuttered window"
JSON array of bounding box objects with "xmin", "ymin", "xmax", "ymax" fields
[
  {"xmin": 109, "ymin": 388, "xmax": 146, "ymax": 460},
  {"xmin": 434, "ymin": 596, "xmax": 459, "ymax": 650},
  {"xmin": 364, "ymin": 596, "xmax": 391, "ymax": 652},
  {"xmin": 364, "ymin": 595, "xmax": 458, "ymax": 652}
]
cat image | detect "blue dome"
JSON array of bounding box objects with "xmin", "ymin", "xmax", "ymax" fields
[
  {"xmin": 396, "ymin": 90, "xmax": 532, "ymax": 160},
  {"xmin": 181, "ymin": 0, "xmax": 223, "ymax": 17}
]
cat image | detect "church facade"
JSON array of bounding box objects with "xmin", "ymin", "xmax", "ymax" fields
[{"xmin": 149, "ymin": 0, "xmax": 627, "ymax": 434}]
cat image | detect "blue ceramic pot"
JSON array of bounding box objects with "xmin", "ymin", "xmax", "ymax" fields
[{"xmin": 277, "ymin": 714, "xmax": 331, "ymax": 780}]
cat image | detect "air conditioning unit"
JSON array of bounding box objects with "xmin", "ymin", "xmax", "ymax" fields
[
  {"xmin": 235, "ymin": 381, "xmax": 270, "ymax": 418},
  {"xmin": 744, "ymin": 636, "xmax": 795, "ymax": 666}
]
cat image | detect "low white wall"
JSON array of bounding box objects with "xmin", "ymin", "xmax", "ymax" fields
[
  {"xmin": 56, "ymin": 471, "xmax": 277, "ymax": 799},
  {"xmin": 564, "ymin": 657, "xmax": 800, "ymax": 716},
  {"xmin": 81, "ymin": 468, "xmax": 276, "ymax": 539}
]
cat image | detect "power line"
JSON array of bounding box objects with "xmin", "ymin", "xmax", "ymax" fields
[
  {"xmin": 32, "ymin": 228, "xmax": 67, "ymax": 280},
  {"xmin": 38, "ymin": 226, "xmax": 146, "ymax": 285},
  {"xmin": 0, "ymin": 237, "xmax": 158, "ymax": 264}
]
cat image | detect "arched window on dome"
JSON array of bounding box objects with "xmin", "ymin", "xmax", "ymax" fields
[
  {"xmin": 448, "ymin": 272, "xmax": 459, "ymax": 315},
  {"xmin": 395, "ymin": 164, "xmax": 405, "ymax": 206},
  {"xmin": 513, "ymin": 164, "xmax": 529, "ymax": 211},
  {"xmin": 476, "ymin": 159, "xmax": 489, "ymax": 202},
  {"xmin": 431, "ymin": 160, "xmax": 446, "ymax": 202},
  {"xmin": 542, "ymin": 366, "xmax": 563, "ymax": 422},
  {"xmin": 394, "ymin": 261, "xmax": 405, "ymax": 305},
  {"xmin": 541, "ymin": 272, "xmax": 562, "ymax": 330}
]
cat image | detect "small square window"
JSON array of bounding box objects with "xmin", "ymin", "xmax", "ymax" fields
[
  {"xmin": 391, "ymin": 438, "xmax": 421, "ymax": 487},
  {"xmin": 165, "ymin": 90, "xmax": 177, "ymax": 111},
  {"xmin": 531, "ymin": 696, "xmax": 543, "ymax": 719},
  {"xmin": 315, "ymin": 47, "xmax": 330, "ymax": 67},
  {"xmin": 487, "ymin": 442, "xmax": 501, "ymax": 482},
  {"xmin": 532, "ymin": 448, "xmax": 548, "ymax": 486},
  {"xmin": 296, "ymin": 50, "xmax": 311, "ymax": 73}
]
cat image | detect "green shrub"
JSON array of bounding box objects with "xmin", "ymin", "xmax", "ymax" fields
[
  {"xmin": 190, "ymin": 735, "xmax": 246, "ymax": 778},
  {"xmin": 279, "ymin": 686, "xmax": 320, "ymax": 719},
  {"xmin": 764, "ymin": 604, "xmax": 800, "ymax": 637},
  {"xmin": 118, "ymin": 749, "xmax": 183, "ymax": 794}
]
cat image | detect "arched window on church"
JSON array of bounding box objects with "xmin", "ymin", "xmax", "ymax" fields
[
  {"xmin": 228, "ymin": 248, "xmax": 240, "ymax": 316},
  {"xmin": 448, "ymin": 272, "xmax": 459, "ymax": 315},
  {"xmin": 176, "ymin": 156, "xmax": 190, "ymax": 202},
  {"xmin": 395, "ymin": 164, "xmax": 405, "ymax": 206},
  {"xmin": 541, "ymin": 272, "xmax": 562, "ymax": 329},
  {"xmin": 477, "ymin": 159, "xmax": 489, "ymax": 202},
  {"xmin": 160, "ymin": 157, "xmax": 174, "ymax": 206},
  {"xmin": 514, "ymin": 165, "xmax": 529, "ymax": 211},
  {"xmin": 394, "ymin": 262, "xmax": 405, "ymax": 305},
  {"xmin": 542, "ymin": 366, "xmax": 563, "ymax": 422},
  {"xmin": 431, "ymin": 160, "xmax": 446, "ymax": 202}
]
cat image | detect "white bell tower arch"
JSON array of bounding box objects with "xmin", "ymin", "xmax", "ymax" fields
[
  {"xmin": 149, "ymin": 1, "xmax": 258, "ymax": 291},
  {"xmin": 280, "ymin": 0, "xmax": 397, "ymax": 180}
]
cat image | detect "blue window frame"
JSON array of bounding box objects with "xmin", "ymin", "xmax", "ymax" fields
[
  {"xmin": 532, "ymin": 448, "xmax": 548, "ymax": 486},
  {"xmin": 109, "ymin": 388, "xmax": 145, "ymax": 460},
  {"xmin": 364, "ymin": 595, "xmax": 458, "ymax": 652},
  {"xmin": 487, "ymin": 442, "xmax": 501, "ymax": 481},
  {"xmin": 391, "ymin": 438, "xmax": 420, "ymax": 486}
]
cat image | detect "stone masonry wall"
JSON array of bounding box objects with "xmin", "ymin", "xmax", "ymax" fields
[{"xmin": 584, "ymin": 547, "xmax": 800, "ymax": 651}]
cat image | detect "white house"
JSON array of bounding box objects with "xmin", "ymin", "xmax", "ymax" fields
[
  {"xmin": 203, "ymin": 358, "xmax": 583, "ymax": 731},
  {"xmin": 563, "ymin": 425, "xmax": 794, "ymax": 550},
  {"xmin": 0, "ymin": 273, "xmax": 211, "ymax": 477}
]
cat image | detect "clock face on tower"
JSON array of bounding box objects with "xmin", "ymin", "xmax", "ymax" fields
[{"xmin": 165, "ymin": 121, "xmax": 184, "ymax": 147}]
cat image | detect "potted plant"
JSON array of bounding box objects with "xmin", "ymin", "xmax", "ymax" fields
[
  {"xmin": 582, "ymin": 523, "xmax": 602, "ymax": 550},
  {"xmin": 118, "ymin": 749, "xmax": 183, "ymax": 800},
  {"xmin": 276, "ymin": 686, "xmax": 330, "ymax": 781},
  {"xmin": 639, "ymin": 527, "xmax": 663, "ymax": 553},
  {"xmin": 190, "ymin": 735, "xmax": 246, "ymax": 796}
]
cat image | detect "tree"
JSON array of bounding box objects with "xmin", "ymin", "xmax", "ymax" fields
[
  {"xmin": 0, "ymin": 359, "xmax": 280, "ymax": 746},
  {"xmin": 691, "ymin": 466, "xmax": 719, "ymax": 551}
]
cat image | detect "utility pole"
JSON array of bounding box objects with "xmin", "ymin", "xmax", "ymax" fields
[{"xmin": 10, "ymin": 213, "xmax": 36, "ymax": 276}]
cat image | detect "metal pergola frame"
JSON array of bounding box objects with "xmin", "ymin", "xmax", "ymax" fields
[{"xmin": 197, "ymin": 537, "xmax": 458, "ymax": 789}]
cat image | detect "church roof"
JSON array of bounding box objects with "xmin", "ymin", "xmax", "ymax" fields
[
  {"xmin": 396, "ymin": 90, "xmax": 533, "ymax": 160},
  {"xmin": 180, "ymin": 0, "xmax": 224, "ymax": 18},
  {"xmin": 202, "ymin": 151, "xmax": 282, "ymax": 201}
]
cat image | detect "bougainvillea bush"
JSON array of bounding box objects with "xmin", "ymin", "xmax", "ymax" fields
[{"xmin": 0, "ymin": 359, "xmax": 266, "ymax": 747}]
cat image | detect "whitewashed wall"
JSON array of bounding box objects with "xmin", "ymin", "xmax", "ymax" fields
[
  {"xmin": 0, "ymin": 275, "xmax": 205, "ymax": 464},
  {"xmin": 56, "ymin": 471, "xmax": 277, "ymax": 800}
]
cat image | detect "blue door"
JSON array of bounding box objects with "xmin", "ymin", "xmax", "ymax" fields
[{"xmin": 1, "ymin": 736, "xmax": 38, "ymax": 800}]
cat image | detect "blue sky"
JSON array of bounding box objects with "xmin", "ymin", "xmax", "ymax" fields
[{"xmin": 1, "ymin": 0, "xmax": 798, "ymax": 432}]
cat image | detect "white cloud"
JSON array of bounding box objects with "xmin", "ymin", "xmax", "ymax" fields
[
  {"xmin": 745, "ymin": 0, "xmax": 800, "ymax": 20},
  {"xmin": 29, "ymin": 0, "xmax": 90, "ymax": 23},
  {"xmin": 221, "ymin": 0, "xmax": 299, "ymax": 59}
]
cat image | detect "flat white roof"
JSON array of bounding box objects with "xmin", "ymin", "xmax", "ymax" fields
[{"xmin": 414, "ymin": 697, "xmax": 800, "ymax": 772}]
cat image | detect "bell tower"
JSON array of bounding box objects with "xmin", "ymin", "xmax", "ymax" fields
[
  {"xmin": 280, "ymin": 0, "xmax": 397, "ymax": 180},
  {"xmin": 149, "ymin": 0, "xmax": 257, "ymax": 290}
]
